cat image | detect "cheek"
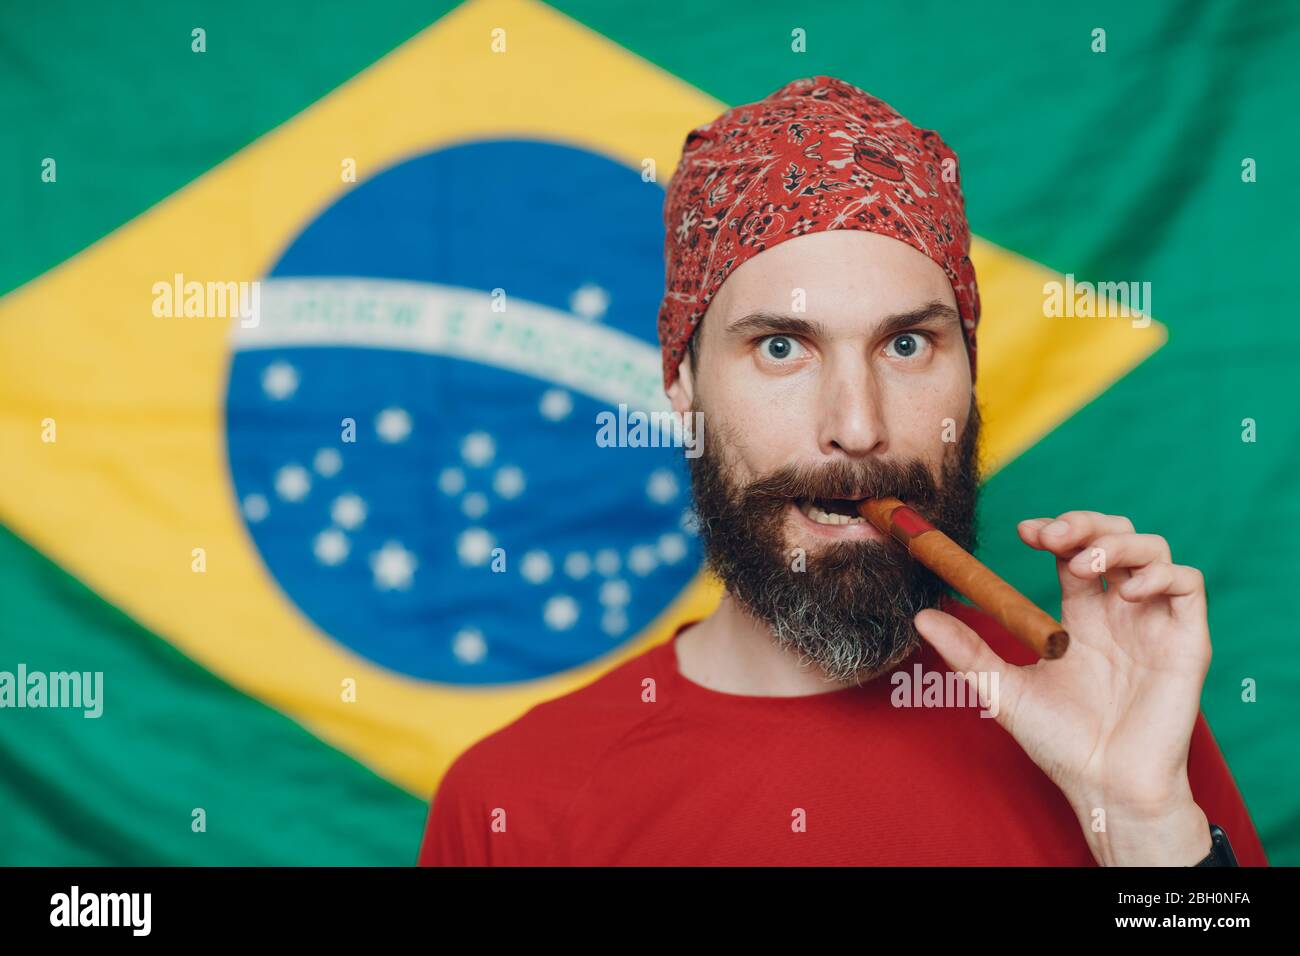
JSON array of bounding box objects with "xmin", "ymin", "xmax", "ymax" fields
[
  {"xmin": 701, "ymin": 388, "xmax": 813, "ymax": 478},
  {"xmin": 883, "ymin": 380, "xmax": 970, "ymax": 460}
]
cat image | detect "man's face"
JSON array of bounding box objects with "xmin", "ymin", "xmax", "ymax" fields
[{"xmin": 667, "ymin": 230, "xmax": 983, "ymax": 683}]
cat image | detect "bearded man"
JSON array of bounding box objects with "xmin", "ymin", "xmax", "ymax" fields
[{"xmin": 419, "ymin": 75, "xmax": 1265, "ymax": 867}]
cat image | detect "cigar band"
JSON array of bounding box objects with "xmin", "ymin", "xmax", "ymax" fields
[{"xmin": 889, "ymin": 505, "xmax": 937, "ymax": 544}]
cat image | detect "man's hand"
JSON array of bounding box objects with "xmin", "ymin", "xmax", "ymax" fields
[{"xmin": 913, "ymin": 510, "xmax": 1214, "ymax": 866}]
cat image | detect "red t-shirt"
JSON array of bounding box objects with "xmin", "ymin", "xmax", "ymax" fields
[{"xmin": 418, "ymin": 595, "xmax": 1268, "ymax": 865}]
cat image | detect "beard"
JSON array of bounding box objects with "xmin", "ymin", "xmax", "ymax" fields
[{"xmin": 686, "ymin": 397, "xmax": 983, "ymax": 685}]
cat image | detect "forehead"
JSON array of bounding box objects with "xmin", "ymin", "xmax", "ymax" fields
[{"xmin": 704, "ymin": 230, "xmax": 957, "ymax": 332}]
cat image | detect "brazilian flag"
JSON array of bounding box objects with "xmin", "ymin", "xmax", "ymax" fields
[{"xmin": 1, "ymin": 0, "xmax": 1296, "ymax": 865}]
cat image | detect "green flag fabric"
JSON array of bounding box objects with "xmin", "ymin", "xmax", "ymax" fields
[{"xmin": 1, "ymin": 0, "xmax": 1296, "ymax": 865}]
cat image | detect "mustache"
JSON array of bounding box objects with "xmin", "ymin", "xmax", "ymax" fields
[{"xmin": 736, "ymin": 457, "xmax": 942, "ymax": 508}]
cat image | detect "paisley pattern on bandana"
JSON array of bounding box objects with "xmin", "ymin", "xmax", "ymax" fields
[{"xmin": 657, "ymin": 75, "xmax": 980, "ymax": 391}]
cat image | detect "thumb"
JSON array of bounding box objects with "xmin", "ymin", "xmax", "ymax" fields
[{"xmin": 914, "ymin": 608, "xmax": 1023, "ymax": 718}]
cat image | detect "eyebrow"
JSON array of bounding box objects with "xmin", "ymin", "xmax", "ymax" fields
[{"xmin": 724, "ymin": 301, "xmax": 960, "ymax": 341}]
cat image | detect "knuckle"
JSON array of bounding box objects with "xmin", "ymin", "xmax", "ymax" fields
[{"xmin": 1142, "ymin": 533, "xmax": 1172, "ymax": 558}]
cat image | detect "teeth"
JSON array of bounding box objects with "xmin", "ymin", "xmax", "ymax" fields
[{"xmin": 798, "ymin": 500, "xmax": 866, "ymax": 526}]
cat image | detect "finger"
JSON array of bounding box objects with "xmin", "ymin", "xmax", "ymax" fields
[
  {"xmin": 914, "ymin": 608, "xmax": 1026, "ymax": 716},
  {"xmin": 1065, "ymin": 532, "xmax": 1173, "ymax": 582},
  {"xmin": 1019, "ymin": 517, "xmax": 1105, "ymax": 599},
  {"xmin": 1016, "ymin": 517, "xmax": 1054, "ymax": 541},
  {"xmin": 1021, "ymin": 512, "xmax": 1138, "ymax": 600},
  {"xmin": 1117, "ymin": 562, "xmax": 1205, "ymax": 602},
  {"xmin": 1022, "ymin": 511, "xmax": 1136, "ymax": 558}
]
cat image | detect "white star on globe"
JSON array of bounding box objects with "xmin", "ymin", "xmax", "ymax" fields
[
  {"xmin": 456, "ymin": 527, "xmax": 495, "ymax": 567},
  {"xmin": 242, "ymin": 494, "xmax": 269, "ymax": 523},
  {"xmin": 563, "ymin": 552, "xmax": 592, "ymax": 580},
  {"xmin": 520, "ymin": 550, "xmax": 553, "ymax": 584},
  {"xmin": 493, "ymin": 465, "xmax": 526, "ymax": 499},
  {"xmin": 646, "ymin": 468, "xmax": 679, "ymax": 504},
  {"xmin": 274, "ymin": 464, "xmax": 311, "ymax": 502},
  {"xmin": 314, "ymin": 528, "xmax": 350, "ymax": 566},
  {"xmin": 330, "ymin": 493, "xmax": 367, "ymax": 530},
  {"xmin": 543, "ymin": 594, "xmax": 580, "ymax": 631},
  {"xmin": 627, "ymin": 544, "xmax": 658, "ymax": 576},
  {"xmin": 314, "ymin": 448, "xmax": 342, "ymax": 477},
  {"xmin": 569, "ymin": 282, "xmax": 610, "ymax": 321},
  {"xmin": 452, "ymin": 628, "xmax": 488, "ymax": 664},
  {"xmin": 438, "ymin": 467, "xmax": 466, "ymax": 496},
  {"xmin": 658, "ymin": 532, "xmax": 688, "ymax": 564},
  {"xmin": 601, "ymin": 608, "xmax": 628, "ymax": 637},
  {"xmin": 375, "ymin": 407, "xmax": 413, "ymax": 443},
  {"xmin": 599, "ymin": 579, "xmax": 631, "ymax": 607},
  {"xmin": 594, "ymin": 549, "xmax": 621, "ymax": 577},
  {"xmin": 539, "ymin": 389, "xmax": 573, "ymax": 422},
  {"xmin": 462, "ymin": 492, "xmax": 489, "ymax": 519},
  {"xmin": 370, "ymin": 540, "xmax": 417, "ymax": 590},
  {"xmin": 461, "ymin": 431, "xmax": 496, "ymax": 468},
  {"xmin": 261, "ymin": 361, "xmax": 299, "ymax": 400}
]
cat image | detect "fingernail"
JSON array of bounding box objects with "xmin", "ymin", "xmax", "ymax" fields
[{"xmin": 1043, "ymin": 520, "xmax": 1069, "ymax": 536}]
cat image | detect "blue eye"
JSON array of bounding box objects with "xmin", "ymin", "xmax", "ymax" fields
[
  {"xmin": 885, "ymin": 332, "xmax": 929, "ymax": 359},
  {"xmin": 758, "ymin": 335, "xmax": 805, "ymax": 361}
]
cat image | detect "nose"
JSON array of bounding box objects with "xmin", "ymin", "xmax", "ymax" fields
[{"xmin": 815, "ymin": 355, "xmax": 887, "ymax": 457}]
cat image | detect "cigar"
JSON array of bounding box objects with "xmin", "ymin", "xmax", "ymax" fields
[{"xmin": 860, "ymin": 497, "xmax": 1069, "ymax": 660}]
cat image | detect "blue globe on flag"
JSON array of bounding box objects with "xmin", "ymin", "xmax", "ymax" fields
[{"xmin": 224, "ymin": 140, "xmax": 700, "ymax": 684}]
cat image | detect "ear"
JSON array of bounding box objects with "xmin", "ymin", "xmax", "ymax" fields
[{"xmin": 667, "ymin": 356, "xmax": 694, "ymax": 415}]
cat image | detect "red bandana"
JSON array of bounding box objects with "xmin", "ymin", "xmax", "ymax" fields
[{"xmin": 657, "ymin": 75, "xmax": 979, "ymax": 391}]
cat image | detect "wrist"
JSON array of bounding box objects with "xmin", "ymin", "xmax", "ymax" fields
[{"xmin": 1071, "ymin": 787, "xmax": 1211, "ymax": 866}]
